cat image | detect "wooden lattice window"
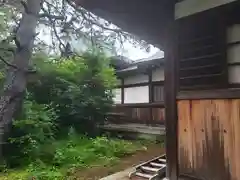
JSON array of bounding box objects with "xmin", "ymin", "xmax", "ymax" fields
[{"xmin": 178, "ymin": 11, "xmax": 227, "ymax": 90}]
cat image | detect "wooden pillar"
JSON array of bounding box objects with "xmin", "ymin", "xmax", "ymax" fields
[
  {"xmin": 149, "ymin": 69, "xmax": 153, "ymax": 124},
  {"xmin": 164, "ymin": 20, "xmax": 179, "ymax": 180},
  {"xmin": 121, "ymin": 78, "xmax": 124, "ymax": 104}
]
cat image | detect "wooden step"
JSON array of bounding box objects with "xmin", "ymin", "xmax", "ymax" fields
[
  {"xmin": 158, "ymin": 158, "xmax": 166, "ymax": 163},
  {"xmin": 135, "ymin": 172, "xmax": 153, "ymax": 179},
  {"xmin": 150, "ymin": 162, "xmax": 165, "ymax": 168},
  {"xmin": 141, "ymin": 166, "xmax": 159, "ymax": 172},
  {"xmin": 129, "ymin": 154, "xmax": 166, "ymax": 180}
]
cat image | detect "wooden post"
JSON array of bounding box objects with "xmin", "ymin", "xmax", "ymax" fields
[
  {"xmin": 149, "ymin": 69, "xmax": 153, "ymax": 124},
  {"xmin": 164, "ymin": 20, "xmax": 179, "ymax": 180},
  {"xmin": 121, "ymin": 78, "xmax": 124, "ymax": 104}
]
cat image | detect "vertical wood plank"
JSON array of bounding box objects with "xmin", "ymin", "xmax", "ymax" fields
[
  {"xmin": 178, "ymin": 100, "xmax": 192, "ymax": 174},
  {"xmin": 178, "ymin": 99, "xmax": 240, "ymax": 180}
]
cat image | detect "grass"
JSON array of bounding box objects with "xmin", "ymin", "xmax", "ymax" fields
[{"xmin": 0, "ymin": 136, "xmax": 147, "ymax": 180}]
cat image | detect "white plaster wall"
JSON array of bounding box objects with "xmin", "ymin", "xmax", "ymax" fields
[
  {"xmin": 124, "ymin": 74, "xmax": 149, "ymax": 85},
  {"xmin": 227, "ymin": 45, "xmax": 240, "ymax": 64},
  {"xmin": 227, "ymin": 24, "xmax": 240, "ymax": 43},
  {"xmin": 228, "ymin": 66, "xmax": 240, "ymax": 84},
  {"xmin": 152, "ymin": 67, "xmax": 165, "ymax": 82},
  {"xmin": 227, "ymin": 25, "xmax": 240, "ymax": 83},
  {"xmin": 113, "ymin": 88, "xmax": 121, "ymax": 104},
  {"xmin": 124, "ymin": 86, "xmax": 149, "ymax": 104},
  {"xmin": 175, "ymin": 0, "xmax": 237, "ymax": 19}
]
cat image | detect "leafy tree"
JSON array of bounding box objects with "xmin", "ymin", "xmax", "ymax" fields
[
  {"xmin": 29, "ymin": 52, "xmax": 116, "ymax": 135},
  {"xmin": 0, "ymin": 0, "xmax": 42, "ymax": 158},
  {"xmin": 0, "ymin": 0, "xmax": 149, "ymax": 158},
  {"xmin": 3, "ymin": 51, "xmax": 116, "ymax": 168}
]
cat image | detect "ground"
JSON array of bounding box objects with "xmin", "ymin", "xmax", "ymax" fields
[{"xmin": 70, "ymin": 144, "xmax": 165, "ymax": 180}]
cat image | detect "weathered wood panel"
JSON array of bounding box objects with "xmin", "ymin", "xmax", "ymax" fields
[
  {"xmin": 110, "ymin": 106, "xmax": 165, "ymax": 125},
  {"xmin": 153, "ymin": 85, "xmax": 165, "ymax": 102},
  {"xmin": 178, "ymin": 99, "xmax": 240, "ymax": 180},
  {"xmin": 152, "ymin": 108, "xmax": 165, "ymax": 124}
]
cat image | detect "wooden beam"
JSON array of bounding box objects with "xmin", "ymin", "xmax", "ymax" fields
[
  {"xmin": 164, "ymin": 20, "xmax": 179, "ymax": 180},
  {"xmin": 114, "ymin": 102, "xmax": 164, "ymax": 108},
  {"xmin": 177, "ymin": 89, "xmax": 240, "ymax": 100},
  {"xmin": 117, "ymin": 81, "xmax": 149, "ymax": 88},
  {"xmin": 228, "ymin": 62, "xmax": 240, "ymax": 66},
  {"xmin": 116, "ymin": 80, "xmax": 164, "ymax": 88},
  {"xmin": 229, "ymin": 83, "xmax": 240, "ymax": 89},
  {"xmin": 227, "ymin": 40, "xmax": 240, "ymax": 47}
]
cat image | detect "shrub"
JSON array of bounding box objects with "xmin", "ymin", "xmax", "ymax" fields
[
  {"xmin": 2, "ymin": 51, "xmax": 118, "ymax": 171},
  {"xmin": 28, "ymin": 52, "xmax": 116, "ymax": 136},
  {"xmin": 4, "ymin": 99, "xmax": 57, "ymax": 167}
]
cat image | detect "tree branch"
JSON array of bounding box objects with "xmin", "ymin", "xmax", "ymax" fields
[
  {"xmin": 39, "ymin": 13, "xmax": 64, "ymax": 20},
  {"xmin": 65, "ymin": 0, "xmax": 124, "ymax": 34},
  {"xmin": 41, "ymin": 3, "xmax": 66, "ymax": 53},
  {"xmin": 0, "ymin": 56, "xmax": 36, "ymax": 74},
  {"xmin": 0, "ymin": 56, "xmax": 17, "ymax": 69}
]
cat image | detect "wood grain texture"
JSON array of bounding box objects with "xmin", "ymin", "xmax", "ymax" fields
[
  {"xmin": 152, "ymin": 108, "xmax": 165, "ymax": 124},
  {"xmin": 178, "ymin": 99, "xmax": 240, "ymax": 180},
  {"xmin": 112, "ymin": 106, "xmax": 165, "ymax": 125}
]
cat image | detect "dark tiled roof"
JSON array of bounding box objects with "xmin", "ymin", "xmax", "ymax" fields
[{"xmin": 111, "ymin": 51, "xmax": 164, "ymax": 77}]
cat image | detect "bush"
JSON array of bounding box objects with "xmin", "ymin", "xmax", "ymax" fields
[
  {"xmin": 28, "ymin": 52, "xmax": 116, "ymax": 136},
  {"xmin": 3, "ymin": 51, "xmax": 117, "ymax": 168},
  {"xmin": 1, "ymin": 131, "xmax": 144, "ymax": 180},
  {"xmin": 4, "ymin": 99, "xmax": 57, "ymax": 167}
]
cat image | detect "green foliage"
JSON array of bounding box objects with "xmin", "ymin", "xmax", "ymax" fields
[
  {"xmin": 5, "ymin": 99, "xmax": 57, "ymax": 167},
  {"xmin": 0, "ymin": 132, "xmax": 145, "ymax": 180},
  {"xmin": 51, "ymin": 134, "xmax": 142, "ymax": 168},
  {"xmin": 2, "ymin": 51, "xmax": 118, "ymax": 170},
  {"xmin": 29, "ymin": 52, "xmax": 116, "ymax": 136},
  {"xmin": 0, "ymin": 51, "xmax": 126, "ymax": 179}
]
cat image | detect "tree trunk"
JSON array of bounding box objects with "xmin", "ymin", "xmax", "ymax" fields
[{"xmin": 0, "ymin": 0, "xmax": 41, "ymax": 160}]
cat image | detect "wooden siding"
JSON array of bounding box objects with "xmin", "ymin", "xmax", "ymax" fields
[
  {"xmin": 178, "ymin": 99, "xmax": 240, "ymax": 180},
  {"xmin": 152, "ymin": 108, "xmax": 165, "ymax": 124},
  {"xmin": 111, "ymin": 106, "xmax": 165, "ymax": 125},
  {"xmin": 153, "ymin": 85, "xmax": 165, "ymax": 102}
]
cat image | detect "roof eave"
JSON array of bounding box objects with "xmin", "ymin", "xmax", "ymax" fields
[{"xmin": 76, "ymin": 0, "xmax": 175, "ymax": 48}]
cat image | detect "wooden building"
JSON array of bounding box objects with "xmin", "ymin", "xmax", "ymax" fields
[
  {"xmin": 78, "ymin": 0, "xmax": 240, "ymax": 180},
  {"xmin": 110, "ymin": 53, "xmax": 165, "ymax": 125}
]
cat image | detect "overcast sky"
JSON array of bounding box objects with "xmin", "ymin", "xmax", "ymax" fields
[{"xmin": 38, "ymin": 23, "xmax": 161, "ymax": 61}]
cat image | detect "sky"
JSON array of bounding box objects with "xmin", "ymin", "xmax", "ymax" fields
[
  {"xmin": 39, "ymin": 26, "xmax": 162, "ymax": 61},
  {"xmin": 36, "ymin": 1, "xmax": 163, "ymax": 61},
  {"xmin": 39, "ymin": 26, "xmax": 161, "ymax": 60},
  {"xmin": 0, "ymin": 1, "xmax": 162, "ymax": 61}
]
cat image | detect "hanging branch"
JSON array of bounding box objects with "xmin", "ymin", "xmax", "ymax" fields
[{"xmin": 0, "ymin": 55, "xmax": 36, "ymax": 73}]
